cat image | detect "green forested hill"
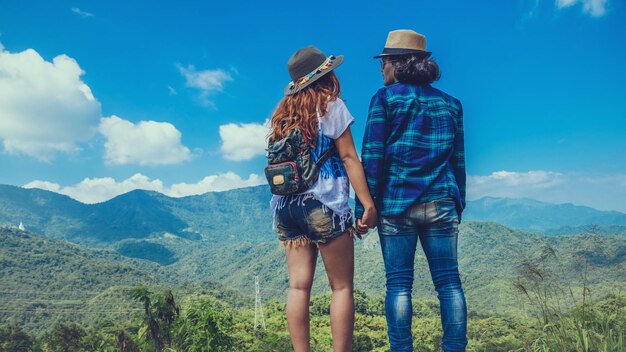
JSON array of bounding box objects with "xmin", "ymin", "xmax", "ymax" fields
[
  {"xmin": 3, "ymin": 219, "xmax": 624, "ymax": 337},
  {"xmin": 1, "ymin": 184, "xmax": 625, "ymax": 327},
  {"xmin": 0, "ymin": 226, "xmax": 175, "ymax": 333},
  {"xmin": 132, "ymin": 221, "xmax": 626, "ymax": 315},
  {"xmin": 0, "ymin": 227, "xmax": 248, "ymax": 334}
]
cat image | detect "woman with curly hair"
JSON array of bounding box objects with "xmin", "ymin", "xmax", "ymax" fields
[{"xmin": 269, "ymin": 46, "xmax": 377, "ymax": 352}]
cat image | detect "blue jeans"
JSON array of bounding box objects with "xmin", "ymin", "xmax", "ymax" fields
[{"xmin": 378, "ymin": 199, "xmax": 467, "ymax": 352}]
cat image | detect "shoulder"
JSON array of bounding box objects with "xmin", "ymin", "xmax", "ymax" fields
[
  {"xmin": 369, "ymin": 86, "xmax": 394, "ymax": 106},
  {"xmin": 374, "ymin": 83, "xmax": 403, "ymax": 97},
  {"xmin": 425, "ymin": 86, "xmax": 462, "ymax": 113},
  {"xmin": 320, "ymin": 97, "xmax": 354, "ymax": 139},
  {"xmin": 374, "ymin": 83, "xmax": 422, "ymax": 102},
  {"xmin": 328, "ymin": 97, "xmax": 347, "ymax": 111},
  {"xmin": 325, "ymin": 97, "xmax": 353, "ymax": 118}
]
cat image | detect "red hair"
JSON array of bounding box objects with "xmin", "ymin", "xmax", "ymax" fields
[{"xmin": 269, "ymin": 72, "xmax": 341, "ymax": 144}]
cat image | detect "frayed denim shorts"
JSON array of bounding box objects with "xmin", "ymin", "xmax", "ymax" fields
[{"xmin": 274, "ymin": 194, "xmax": 353, "ymax": 247}]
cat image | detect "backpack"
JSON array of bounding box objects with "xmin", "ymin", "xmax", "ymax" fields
[{"xmin": 264, "ymin": 127, "xmax": 336, "ymax": 195}]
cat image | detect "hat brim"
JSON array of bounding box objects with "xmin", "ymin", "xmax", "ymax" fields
[
  {"xmin": 373, "ymin": 48, "xmax": 432, "ymax": 59},
  {"xmin": 284, "ymin": 55, "xmax": 344, "ymax": 96}
]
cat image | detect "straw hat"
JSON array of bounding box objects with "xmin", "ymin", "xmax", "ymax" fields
[
  {"xmin": 373, "ymin": 29, "xmax": 432, "ymax": 58},
  {"xmin": 284, "ymin": 46, "xmax": 344, "ymax": 96}
]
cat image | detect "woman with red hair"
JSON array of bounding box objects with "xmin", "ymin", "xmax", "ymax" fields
[{"xmin": 269, "ymin": 46, "xmax": 377, "ymax": 352}]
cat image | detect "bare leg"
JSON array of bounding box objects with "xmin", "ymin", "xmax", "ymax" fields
[
  {"xmin": 319, "ymin": 232, "xmax": 355, "ymax": 352},
  {"xmin": 285, "ymin": 241, "xmax": 318, "ymax": 352}
]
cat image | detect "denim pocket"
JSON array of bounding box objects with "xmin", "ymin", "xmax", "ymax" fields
[
  {"xmin": 379, "ymin": 217, "xmax": 400, "ymax": 236},
  {"xmin": 379, "ymin": 216, "xmax": 416, "ymax": 236},
  {"xmin": 274, "ymin": 209, "xmax": 288, "ymax": 235},
  {"xmin": 434, "ymin": 199, "xmax": 459, "ymax": 224}
]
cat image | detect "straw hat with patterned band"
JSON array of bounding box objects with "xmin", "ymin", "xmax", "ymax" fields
[
  {"xmin": 373, "ymin": 29, "xmax": 432, "ymax": 59},
  {"xmin": 284, "ymin": 46, "xmax": 344, "ymax": 96}
]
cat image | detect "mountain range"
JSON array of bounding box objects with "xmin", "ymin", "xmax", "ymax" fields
[
  {"xmin": 0, "ymin": 184, "xmax": 273, "ymax": 246},
  {"xmin": 1, "ymin": 184, "xmax": 625, "ymax": 332},
  {"xmin": 1, "ymin": 184, "xmax": 625, "ymax": 246},
  {"xmin": 2, "ymin": 184, "xmax": 625, "ymax": 296},
  {"xmin": 463, "ymin": 196, "xmax": 626, "ymax": 233}
]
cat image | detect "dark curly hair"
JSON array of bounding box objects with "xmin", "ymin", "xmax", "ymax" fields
[{"xmin": 391, "ymin": 54, "xmax": 440, "ymax": 85}]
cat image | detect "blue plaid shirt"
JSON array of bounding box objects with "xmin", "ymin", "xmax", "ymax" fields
[{"xmin": 355, "ymin": 83, "xmax": 466, "ymax": 220}]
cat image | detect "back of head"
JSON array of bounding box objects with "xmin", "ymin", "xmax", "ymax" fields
[
  {"xmin": 269, "ymin": 72, "xmax": 341, "ymax": 144},
  {"xmin": 392, "ymin": 54, "xmax": 441, "ymax": 85}
]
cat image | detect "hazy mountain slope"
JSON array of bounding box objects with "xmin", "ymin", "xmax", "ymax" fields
[
  {"xmin": 3, "ymin": 184, "xmax": 626, "ymax": 246},
  {"xmin": 0, "ymin": 185, "xmax": 86, "ymax": 241},
  {"xmin": 544, "ymin": 224, "xmax": 626, "ymax": 236},
  {"xmin": 464, "ymin": 197, "xmax": 626, "ymax": 232},
  {"xmin": 84, "ymin": 190, "xmax": 188, "ymax": 242},
  {"xmin": 161, "ymin": 185, "xmax": 274, "ymax": 242},
  {"xmin": 0, "ymin": 185, "xmax": 274, "ymax": 245}
]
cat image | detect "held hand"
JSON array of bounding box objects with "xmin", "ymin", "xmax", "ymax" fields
[
  {"xmin": 355, "ymin": 218, "xmax": 369, "ymax": 239},
  {"xmin": 361, "ymin": 206, "xmax": 378, "ymax": 229}
]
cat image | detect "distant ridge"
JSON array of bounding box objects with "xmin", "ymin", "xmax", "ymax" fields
[
  {"xmin": 0, "ymin": 184, "xmax": 273, "ymax": 245},
  {"xmin": 464, "ymin": 196, "xmax": 626, "ymax": 232},
  {"xmin": 1, "ymin": 184, "xmax": 625, "ymax": 245}
]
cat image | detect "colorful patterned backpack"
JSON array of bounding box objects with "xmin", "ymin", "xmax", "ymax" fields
[{"xmin": 264, "ymin": 127, "xmax": 336, "ymax": 195}]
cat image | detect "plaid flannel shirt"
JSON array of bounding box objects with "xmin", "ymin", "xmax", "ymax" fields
[{"xmin": 355, "ymin": 83, "xmax": 466, "ymax": 220}]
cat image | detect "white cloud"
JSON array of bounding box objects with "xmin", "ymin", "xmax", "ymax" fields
[
  {"xmin": 177, "ymin": 64, "xmax": 232, "ymax": 107},
  {"xmin": 167, "ymin": 173, "xmax": 265, "ymax": 197},
  {"xmin": 24, "ymin": 172, "xmax": 266, "ymax": 204},
  {"xmin": 468, "ymin": 170, "xmax": 564, "ymax": 199},
  {"xmin": 468, "ymin": 170, "xmax": 626, "ymax": 212},
  {"xmin": 21, "ymin": 170, "xmax": 626, "ymax": 212},
  {"xmin": 23, "ymin": 180, "xmax": 62, "ymax": 193},
  {"xmin": 179, "ymin": 65, "xmax": 231, "ymax": 91},
  {"xmin": 557, "ymin": 0, "xmax": 578, "ymax": 7},
  {"xmin": 0, "ymin": 43, "xmax": 101, "ymax": 161},
  {"xmin": 99, "ymin": 115, "xmax": 191, "ymax": 166},
  {"xmin": 524, "ymin": 0, "xmax": 541, "ymax": 19},
  {"xmin": 24, "ymin": 174, "xmax": 164, "ymax": 204},
  {"xmin": 219, "ymin": 120, "xmax": 269, "ymax": 161},
  {"xmin": 556, "ymin": 0, "xmax": 607, "ymax": 16},
  {"xmin": 71, "ymin": 7, "xmax": 93, "ymax": 18}
]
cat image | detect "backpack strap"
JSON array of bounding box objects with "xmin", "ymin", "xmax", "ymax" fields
[{"xmin": 314, "ymin": 143, "xmax": 337, "ymax": 169}]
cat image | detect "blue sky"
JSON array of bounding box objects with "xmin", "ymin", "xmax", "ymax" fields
[{"xmin": 1, "ymin": 0, "xmax": 625, "ymax": 212}]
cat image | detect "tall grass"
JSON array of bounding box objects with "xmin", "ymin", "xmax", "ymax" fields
[
  {"xmin": 514, "ymin": 227, "xmax": 625, "ymax": 352},
  {"xmin": 530, "ymin": 307, "xmax": 625, "ymax": 352}
]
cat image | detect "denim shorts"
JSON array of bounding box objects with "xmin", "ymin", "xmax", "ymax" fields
[{"xmin": 274, "ymin": 194, "xmax": 353, "ymax": 247}]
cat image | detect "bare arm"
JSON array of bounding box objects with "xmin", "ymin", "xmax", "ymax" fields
[{"xmin": 334, "ymin": 126, "xmax": 377, "ymax": 229}]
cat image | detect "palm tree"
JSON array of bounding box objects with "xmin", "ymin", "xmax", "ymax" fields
[{"xmin": 130, "ymin": 286, "xmax": 180, "ymax": 351}]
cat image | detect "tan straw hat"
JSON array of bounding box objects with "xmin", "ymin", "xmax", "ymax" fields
[{"xmin": 373, "ymin": 29, "xmax": 432, "ymax": 58}]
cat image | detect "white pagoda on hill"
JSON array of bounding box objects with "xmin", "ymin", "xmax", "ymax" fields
[{"xmin": 18, "ymin": 221, "xmax": 25, "ymax": 231}]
